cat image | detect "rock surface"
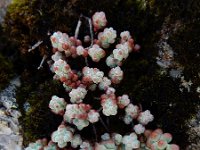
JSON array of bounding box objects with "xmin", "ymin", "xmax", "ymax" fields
[
  {"xmin": 0, "ymin": 0, "xmax": 12, "ymax": 23},
  {"xmin": 0, "ymin": 77, "xmax": 23, "ymax": 150}
]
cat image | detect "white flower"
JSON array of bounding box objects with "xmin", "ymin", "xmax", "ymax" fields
[
  {"xmin": 106, "ymin": 87, "xmax": 116, "ymax": 95},
  {"xmin": 120, "ymin": 31, "xmax": 131, "ymax": 42},
  {"xmin": 71, "ymin": 134, "xmax": 82, "ymax": 148},
  {"xmin": 101, "ymin": 94, "xmax": 118, "ymax": 116},
  {"xmin": 123, "ymin": 115, "xmax": 133, "ymax": 125},
  {"xmin": 98, "ymin": 77, "xmax": 111, "ymax": 90},
  {"xmin": 98, "ymin": 27, "xmax": 117, "ymax": 48},
  {"xmin": 64, "ymin": 104, "xmax": 91, "ymax": 130},
  {"xmin": 51, "ymin": 51, "xmax": 63, "ymax": 62},
  {"xmin": 49, "ymin": 95, "xmax": 67, "ymax": 115},
  {"xmin": 76, "ymin": 45, "xmax": 88, "ymax": 57},
  {"xmin": 113, "ymin": 49, "xmax": 124, "ymax": 61},
  {"xmin": 88, "ymin": 110, "xmax": 100, "ymax": 123},
  {"xmin": 117, "ymin": 94, "xmax": 130, "ymax": 109},
  {"xmin": 122, "ymin": 133, "xmax": 140, "ymax": 149},
  {"xmin": 82, "ymin": 67, "xmax": 104, "ymax": 84},
  {"xmin": 101, "ymin": 133, "xmax": 110, "ymax": 141},
  {"xmin": 53, "ymin": 59, "xmax": 72, "ymax": 81},
  {"xmin": 137, "ymin": 110, "xmax": 154, "ymax": 125},
  {"xmin": 113, "ymin": 44, "xmax": 129, "ymax": 61},
  {"xmin": 50, "ymin": 31, "xmax": 73, "ymax": 53},
  {"xmin": 80, "ymin": 141, "xmax": 93, "ymax": 150},
  {"xmin": 69, "ymin": 86, "xmax": 87, "ymax": 103},
  {"xmin": 73, "ymin": 118, "xmax": 90, "ymax": 130},
  {"xmin": 88, "ymin": 44, "xmax": 105, "ymax": 62},
  {"xmin": 51, "ymin": 125, "xmax": 74, "ymax": 148},
  {"xmin": 106, "ymin": 54, "xmax": 121, "ymax": 68},
  {"xmin": 112, "ymin": 133, "xmax": 122, "ymax": 145},
  {"xmin": 125, "ymin": 104, "xmax": 139, "ymax": 119},
  {"xmin": 133, "ymin": 124, "xmax": 145, "ymax": 134},
  {"xmin": 109, "ymin": 66, "xmax": 124, "ymax": 84},
  {"xmin": 92, "ymin": 11, "xmax": 107, "ymax": 31}
]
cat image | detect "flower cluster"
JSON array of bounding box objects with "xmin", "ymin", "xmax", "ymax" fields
[
  {"xmin": 145, "ymin": 129, "xmax": 180, "ymax": 150},
  {"xmin": 98, "ymin": 27, "xmax": 117, "ymax": 48},
  {"xmin": 82, "ymin": 67, "xmax": 104, "ymax": 84},
  {"xmin": 124, "ymin": 104, "xmax": 139, "ymax": 124},
  {"xmin": 98, "ymin": 77, "xmax": 111, "ymax": 90},
  {"xmin": 64, "ymin": 103, "xmax": 99, "ymax": 130},
  {"xmin": 122, "ymin": 132, "xmax": 140, "ymax": 149},
  {"xmin": 69, "ymin": 86, "xmax": 87, "ymax": 103},
  {"xmin": 138, "ymin": 110, "xmax": 154, "ymax": 125},
  {"xmin": 134, "ymin": 124, "xmax": 145, "ymax": 134},
  {"xmin": 49, "ymin": 95, "xmax": 67, "ymax": 115},
  {"xmin": 100, "ymin": 91, "xmax": 118, "ymax": 116},
  {"xmin": 117, "ymin": 94, "xmax": 130, "ymax": 109},
  {"xmin": 106, "ymin": 31, "xmax": 138, "ymax": 68},
  {"xmin": 88, "ymin": 44, "xmax": 106, "ymax": 62},
  {"xmin": 108, "ymin": 66, "xmax": 124, "ymax": 84},
  {"xmin": 26, "ymin": 11, "xmax": 179, "ymax": 150},
  {"xmin": 51, "ymin": 125, "xmax": 82, "ymax": 148},
  {"xmin": 92, "ymin": 11, "xmax": 107, "ymax": 31},
  {"xmin": 50, "ymin": 32, "xmax": 81, "ymax": 57},
  {"xmin": 76, "ymin": 45, "xmax": 88, "ymax": 57},
  {"xmin": 53, "ymin": 59, "xmax": 80, "ymax": 91}
]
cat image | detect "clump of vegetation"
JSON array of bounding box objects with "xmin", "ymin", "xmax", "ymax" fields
[
  {"xmin": 4, "ymin": 0, "xmax": 200, "ymax": 148},
  {"xmin": 0, "ymin": 54, "xmax": 14, "ymax": 90},
  {"xmin": 16, "ymin": 69, "xmax": 65, "ymax": 145}
]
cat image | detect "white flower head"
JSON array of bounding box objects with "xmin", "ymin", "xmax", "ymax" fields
[
  {"xmin": 69, "ymin": 86, "xmax": 87, "ymax": 103},
  {"xmin": 106, "ymin": 87, "xmax": 116, "ymax": 95},
  {"xmin": 76, "ymin": 45, "xmax": 88, "ymax": 57},
  {"xmin": 51, "ymin": 125, "xmax": 74, "ymax": 148},
  {"xmin": 123, "ymin": 115, "xmax": 133, "ymax": 125},
  {"xmin": 120, "ymin": 31, "xmax": 131, "ymax": 42},
  {"xmin": 109, "ymin": 66, "xmax": 124, "ymax": 84},
  {"xmin": 122, "ymin": 133, "xmax": 140, "ymax": 149},
  {"xmin": 70, "ymin": 134, "xmax": 82, "ymax": 148},
  {"xmin": 106, "ymin": 54, "xmax": 121, "ymax": 68},
  {"xmin": 88, "ymin": 44, "xmax": 105, "ymax": 62},
  {"xmin": 92, "ymin": 11, "xmax": 107, "ymax": 31},
  {"xmin": 125, "ymin": 104, "xmax": 139, "ymax": 119},
  {"xmin": 134, "ymin": 124, "xmax": 145, "ymax": 134},
  {"xmin": 101, "ymin": 133, "xmax": 110, "ymax": 141},
  {"xmin": 101, "ymin": 94, "xmax": 118, "ymax": 116},
  {"xmin": 64, "ymin": 104, "xmax": 91, "ymax": 130},
  {"xmin": 80, "ymin": 141, "xmax": 93, "ymax": 150},
  {"xmin": 88, "ymin": 109, "xmax": 100, "ymax": 123},
  {"xmin": 82, "ymin": 67, "xmax": 104, "ymax": 84},
  {"xmin": 53, "ymin": 59, "xmax": 72, "ymax": 82},
  {"xmin": 113, "ymin": 43, "xmax": 130, "ymax": 62},
  {"xmin": 117, "ymin": 94, "xmax": 130, "ymax": 109},
  {"xmin": 50, "ymin": 31, "xmax": 73, "ymax": 53},
  {"xmin": 98, "ymin": 27, "xmax": 117, "ymax": 48},
  {"xmin": 138, "ymin": 110, "xmax": 154, "ymax": 125},
  {"xmin": 51, "ymin": 51, "xmax": 63, "ymax": 62},
  {"xmin": 112, "ymin": 133, "xmax": 122, "ymax": 145},
  {"xmin": 99, "ymin": 77, "xmax": 112, "ymax": 90},
  {"xmin": 49, "ymin": 95, "xmax": 67, "ymax": 115}
]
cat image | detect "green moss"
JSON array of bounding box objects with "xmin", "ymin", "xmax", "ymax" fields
[
  {"xmin": 16, "ymin": 69, "xmax": 66, "ymax": 145},
  {"xmin": 0, "ymin": 54, "xmax": 14, "ymax": 91}
]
